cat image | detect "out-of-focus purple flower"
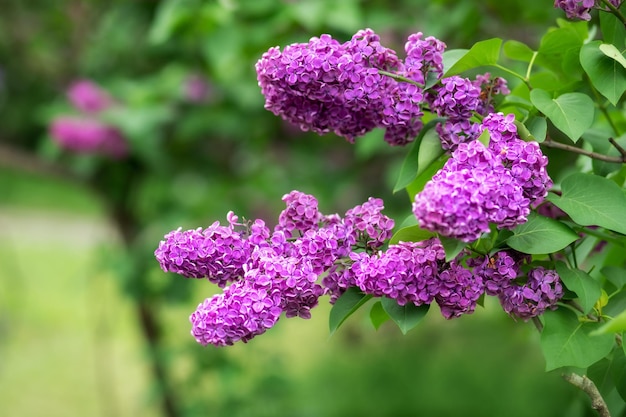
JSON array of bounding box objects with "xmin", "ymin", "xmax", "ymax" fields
[
  {"xmin": 344, "ymin": 197, "xmax": 395, "ymax": 249},
  {"xmin": 351, "ymin": 239, "xmax": 445, "ymax": 306},
  {"xmin": 413, "ymin": 141, "xmax": 529, "ymax": 242},
  {"xmin": 49, "ymin": 116, "xmax": 128, "ymax": 158},
  {"xmin": 66, "ymin": 80, "xmax": 114, "ymax": 114},
  {"xmin": 435, "ymin": 260, "xmax": 484, "ymax": 319},
  {"xmin": 256, "ymin": 29, "xmax": 401, "ymax": 142},
  {"xmin": 154, "ymin": 213, "xmax": 259, "ymax": 287},
  {"xmin": 554, "ymin": 0, "xmax": 622, "ymax": 20},
  {"xmin": 184, "ymin": 73, "xmax": 212, "ymax": 103},
  {"xmin": 190, "ymin": 278, "xmax": 283, "ymax": 346},
  {"xmin": 275, "ymin": 190, "xmax": 323, "ymax": 237},
  {"xmin": 498, "ymin": 267, "xmax": 563, "ymax": 320}
]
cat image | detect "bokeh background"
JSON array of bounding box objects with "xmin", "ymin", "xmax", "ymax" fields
[{"xmin": 0, "ymin": 1, "xmax": 595, "ymax": 416}]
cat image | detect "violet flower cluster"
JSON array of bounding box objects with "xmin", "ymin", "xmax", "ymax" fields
[
  {"xmin": 413, "ymin": 112, "xmax": 552, "ymax": 242},
  {"xmin": 554, "ymin": 0, "xmax": 623, "ymax": 20},
  {"xmin": 155, "ymin": 190, "xmax": 395, "ymax": 346},
  {"xmin": 49, "ymin": 79, "xmax": 128, "ymax": 159}
]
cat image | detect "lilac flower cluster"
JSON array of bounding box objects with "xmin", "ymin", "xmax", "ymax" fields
[
  {"xmin": 49, "ymin": 79, "xmax": 129, "ymax": 159},
  {"xmin": 554, "ymin": 0, "xmax": 623, "ymax": 20},
  {"xmin": 155, "ymin": 190, "xmax": 395, "ymax": 346},
  {"xmin": 413, "ymin": 112, "xmax": 552, "ymax": 242},
  {"xmin": 471, "ymin": 251, "xmax": 563, "ymax": 320}
]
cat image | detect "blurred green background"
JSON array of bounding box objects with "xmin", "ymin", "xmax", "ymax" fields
[{"xmin": 0, "ymin": 1, "xmax": 597, "ymax": 416}]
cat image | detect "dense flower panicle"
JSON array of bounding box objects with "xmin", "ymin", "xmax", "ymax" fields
[
  {"xmin": 344, "ymin": 197, "xmax": 395, "ymax": 249},
  {"xmin": 154, "ymin": 217, "xmax": 253, "ymax": 287},
  {"xmin": 403, "ymin": 32, "xmax": 447, "ymax": 85},
  {"xmin": 293, "ymin": 224, "xmax": 353, "ymax": 274},
  {"xmin": 66, "ymin": 80, "xmax": 114, "ymax": 113},
  {"xmin": 468, "ymin": 251, "xmax": 523, "ymax": 296},
  {"xmin": 435, "ymin": 261, "xmax": 484, "ymax": 319},
  {"xmin": 275, "ymin": 190, "xmax": 323, "ymax": 236},
  {"xmin": 49, "ymin": 117, "xmax": 128, "ymax": 158},
  {"xmin": 321, "ymin": 262, "xmax": 357, "ymax": 304},
  {"xmin": 436, "ymin": 118, "xmax": 482, "ymax": 151},
  {"xmin": 255, "ymin": 30, "xmax": 400, "ymax": 141},
  {"xmin": 352, "ymin": 239, "xmax": 445, "ymax": 306},
  {"xmin": 472, "ymin": 73, "xmax": 510, "ymax": 115},
  {"xmin": 413, "ymin": 141, "xmax": 529, "ymax": 241},
  {"xmin": 381, "ymin": 82, "xmax": 424, "ymax": 146},
  {"xmin": 190, "ymin": 279, "xmax": 283, "ymax": 347},
  {"xmin": 430, "ymin": 76, "xmax": 481, "ymax": 119},
  {"xmin": 554, "ymin": 0, "xmax": 622, "ymax": 20},
  {"xmin": 498, "ymin": 267, "xmax": 563, "ymax": 320}
]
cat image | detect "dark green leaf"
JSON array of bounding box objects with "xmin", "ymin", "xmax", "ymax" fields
[
  {"xmin": 506, "ymin": 212, "xmax": 579, "ymax": 254},
  {"xmin": 369, "ymin": 301, "xmax": 390, "ymax": 330},
  {"xmin": 602, "ymin": 266, "xmax": 626, "ymax": 290},
  {"xmin": 580, "ymin": 41, "xmax": 626, "ymax": 106},
  {"xmin": 541, "ymin": 308, "xmax": 615, "ymax": 371},
  {"xmin": 546, "ymin": 173, "xmax": 626, "ymax": 235},
  {"xmin": 393, "ymin": 118, "xmax": 445, "ymax": 193},
  {"xmin": 600, "ymin": 11, "xmax": 626, "ymax": 48},
  {"xmin": 405, "ymin": 153, "xmax": 449, "ymax": 200},
  {"xmin": 614, "ymin": 351, "xmax": 626, "ymax": 401},
  {"xmin": 555, "ymin": 262, "xmax": 602, "ymax": 314},
  {"xmin": 529, "ymin": 89, "xmax": 595, "ymax": 142},
  {"xmin": 438, "ymin": 235, "xmax": 466, "ymax": 261},
  {"xmin": 389, "ymin": 225, "xmax": 435, "ymax": 245},
  {"xmin": 444, "ymin": 38, "xmax": 503, "ymax": 76},
  {"xmin": 526, "ymin": 116, "xmax": 548, "ymax": 143},
  {"xmin": 329, "ymin": 287, "xmax": 372, "ymax": 335},
  {"xmin": 381, "ymin": 297, "xmax": 429, "ymax": 335}
]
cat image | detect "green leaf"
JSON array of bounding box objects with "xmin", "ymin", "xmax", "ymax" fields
[
  {"xmin": 438, "ymin": 235, "xmax": 467, "ymax": 261},
  {"xmin": 503, "ymin": 40, "xmax": 536, "ymax": 62},
  {"xmin": 506, "ymin": 212, "xmax": 579, "ymax": 254},
  {"xmin": 405, "ymin": 153, "xmax": 449, "ymax": 200},
  {"xmin": 555, "ymin": 262, "xmax": 601, "ymax": 314},
  {"xmin": 580, "ymin": 41, "xmax": 626, "ymax": 106},
  {"xmin": 599, "ymin": 43, "xmax": 626, "ymax": 69},
  {"xmin": 526, "ymin": 116, "xmax": 548, "ymax": 143},
  {"xmin": 393, "ymin": 118, "xmax": 445, "ymax": 193},
  {"xmin": 602, "ymin": 266, "xmax": 626, "ymax": 290},
  {"xmin": 600, "ymin": 11, "xmax": 626, "ymax": 48},
  {"xmin": 614, "ymin": 351, "xmax": 626, "ymax": 402},
  {"xmin": 329, "ymin": 287, "xmax": 372, "ymax": 336},
  {"xmin": 546, "ymin": 173, "xmax": 626, "ymax": 235},
  {"xmin": 381, "ymin": 297, "xmax": 429, "ymax": 335},
  {"xmin": 477, "ymin": 129, "xmax": 491, "ymax": 147},
  {"xmin": 389, "ymin": 225, "xmax": 435, "ymax": 245},
  {"xmin": 537, "ymin": 23, "xmax": 586, "ymax": 78},
  {"xmin": 369, "ymin": 301, "xmax": 390, "ymax": 330},
  {"xmin": 592, "ymin": 309, "xmax": 626, "ymax": 335},
  {"xmin": 541, "ymin": 308, "xmax": 615, "ymax": 371},
  {"xmin": 529, "ymin": 89, "xmax": 595, "ymax": 142},
  {"xmin": 444, "ymin": 38, "xmax": 503, "ymax": 76}
]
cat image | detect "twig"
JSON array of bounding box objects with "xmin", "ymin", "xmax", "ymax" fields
[
  {"xmin": 562, "ymin": 373, "xmax": 611, "ymax": 417},
  {"xmin": 609, "ymin": 138, "xmax": 626, "ymax": 158},
  {"xmin": 541, "ymin": 138, "xmax": 626, "ymax": 164}
]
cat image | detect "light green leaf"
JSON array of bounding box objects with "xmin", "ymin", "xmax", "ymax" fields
[
  {"xmin": 438, "ymin": 235, "xmax": 467, "ymax": 261},
  {"xmin": 599, "ymin": 43, "xmax": 626, "ymax": 69},
  {"xmin": 506, "ymin": 212, "xmax": 579, "ymax": 254},
  {"xmin": 369, "ymin": 301, "xmax": 390, "ymax": 330},
  {"xmin": 526, "ymin": 116, "xmax": 548, "ymax": 142},
  {"xmin": 555, "ymin": 262, "xmax": 601, "ymax": 314},
  {"xmin": 381, "ymin": 297, "xmax": 429, "ymax": 335},
  {"xmin": 602, "ymin": 266, "xmax": 626, "ymax": 290},
  {"xmin": 541, "ymin": 308, "xmax": 615, "ymax": 371},
  {"xmin": 444, "ymin": 38, "xmax": 503, "ymax": 76},
  {"xmin": 503, "ymin": 40, "xmax": 536, "ymax": 63},
  {"xmin": 591, "ymin": 309, "xmax": 626, "ymax": 335},
  {"xmin": 329, "ymin": 287, "xmax": 372, "ymax": 336},
  {"xmin": 389, "ymin": 225, "xmax": 435, "ymax": 245},
  {"xmin": 529, "ymin": 89, "xmax": 595, "ymax": 142},
  {"xmin": 546, "ymin": 173, "xmax": 626, "ymax": 235},
  {"xmin": 580, "ymin": 41, "xmax": 626, "ymax": 105}
]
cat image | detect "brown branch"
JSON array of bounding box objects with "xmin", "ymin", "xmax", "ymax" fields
[
  {"xmin": 609, "ymin": 138, "xmax": 626, "ymax": 159},
  {"xmin": 563, "ymin": 373, "xmax": 611, "ymax": 417},
  {"xmin": 541, "ymin": 138, "xmax": 626, "ymax": 164}
]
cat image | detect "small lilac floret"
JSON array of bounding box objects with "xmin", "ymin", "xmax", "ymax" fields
[
  {"xmin": 66, "ymin": 79, "xmax": 114, "ymax": 113},
  {"xmin": 498, "ymin": 267, "xmax": 563, "ymax": 320},
  {"xmin": 435, "ymin": 260, "xmax": 484, "ymax": 319}
]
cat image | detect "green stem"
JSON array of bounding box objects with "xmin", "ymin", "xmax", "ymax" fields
[
  {"xmin": 541, "ymin": 136, "xmax": 626, "ymax": 163},
  {"xmin": 525, "ymin": 52, "xmax": 538, "ymax": 81},
  {"xmin": 600, "ymin": 0, "xmax": 626, "ymax": 27},
  {"xmin": 378, "ymin": 70, "xmax": 424, "ymax": 87},
  {"xmin": 586, "ymin": 75, "xmax": 621, "ymax": 136},
  {"xmin": 493, "ymin": 64, "xmax": 530, "ymax": 87},
  {"xmin": 571, "ymin": 225, "xmax": 625, "ymax": 247}
]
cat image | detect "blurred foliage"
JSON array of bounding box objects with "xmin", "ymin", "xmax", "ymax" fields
[{"xmin": 0, "ymin": 1, "xmax": 579, "ymax": 416}]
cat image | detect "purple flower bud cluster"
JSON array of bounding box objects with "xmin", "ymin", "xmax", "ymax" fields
[
  {"xmin": 49, "ymin": 80, "xmax": 129, "ymax": 159},
  {"xmin": 555, "ymin": 0, "xmax": 623, "ymax": 20},
  {"xmin": 155, "ymin": 191, "xmax": 395, "ymax": 346},
  {"xmin": 413, "ymin": 112, "xmax": 552, "ymax": 242}
]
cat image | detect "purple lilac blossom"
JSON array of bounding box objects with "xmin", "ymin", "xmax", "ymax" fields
[
  {"xmin": 190, "ymin": 278, "xmax": 283, "ymax": 346},
  {"xmin": 275, "ymin": 190, "xmax": 323, "ymax": 236},
  {"xmin": 498, "ymin": 267, "xmax": 563, "ymax": 320},
  {"xmin": 413, "ymin": 141, "xmax": 529, "ymax": 242},
  {"xmin": 351, "ymin": 239, "xmax": 445, "ymax": 306},
  {"xmin": 255, "ymin": 29, "xmax": 401, "ymax": 142},
  {"xmin": 184, "ymin": 73, "xmax": 212, "ymax": 103},
  {"xmin": 294, "ymin": 223, "xmax": 353, "ymax": 274},
  {"xmin": 154, "ymin": 212, "xmax": 257, "ymax": 287},
  {"xmin": 49, "ymin": 116, "xmax": 128, "ymax": 158},
  {"xmin": 344, "ymin": 197, "xmax": 395, "ymax": 249},
  {"xmin": 468, "ymin": 251, "xmax": 526, "ymax": 296},
  {"xmin": 435, "ymin": 260, "xmax": 484, "ymax": 319},
  {"xmin": 66, "ymin": 80, "xmax": 114, "ymax": 113},
  {"xmin": 322, "ymin": 262, "xmax": 357, "ymax": 304},
  {"xmin": 403, "ymin": 32, "xmax": 446, "ymax": 85},
  {"xmin": 381, "ymin": 82, "xmax": 424, "ymax": 146},
  {"xmin": 472, "ymin": 73, "xmax": 510, "ymax": 115},
  {"xmin": 435, "ymin": 118, "xmax": 482, "ymax": 151},
  {"xmin": 430, "ymin": 76, "xmax": 481, "ymax": 120},
  {"xmin": 554, "ymin": 0, "xmax": 622, "ymax": 20}
]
